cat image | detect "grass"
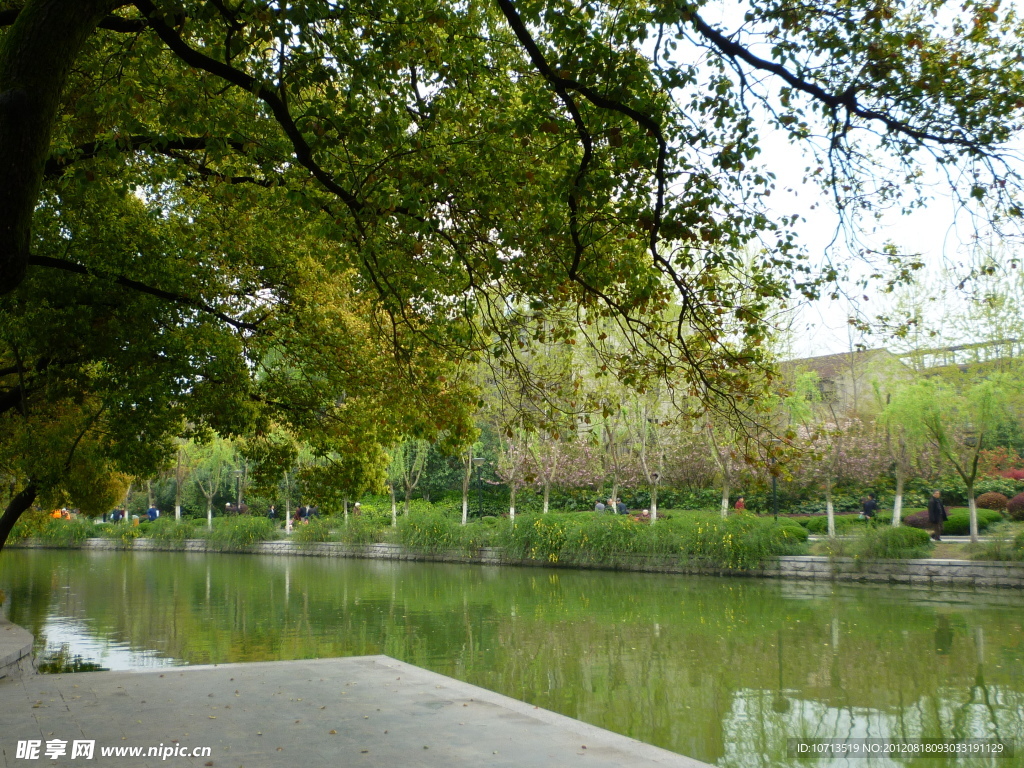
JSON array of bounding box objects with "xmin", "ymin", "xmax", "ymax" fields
[{"xmin": 208, "ymin": 516, "xmax": 278, "ymax": 551}]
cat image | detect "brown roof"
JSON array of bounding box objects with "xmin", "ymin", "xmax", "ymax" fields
[{"xmin": 782, "ymin": 348, "xmax": 897, "ymax": 380}]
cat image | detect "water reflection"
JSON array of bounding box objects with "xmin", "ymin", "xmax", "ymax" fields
[{"xmin": 2, "ymin": 549, "xmax": 1023, "ymax": 768}]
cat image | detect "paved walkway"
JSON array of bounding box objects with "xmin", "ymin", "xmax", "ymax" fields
[{"xmin": 1, "ymin": 655, "xmax": 707, "ymax": 768}]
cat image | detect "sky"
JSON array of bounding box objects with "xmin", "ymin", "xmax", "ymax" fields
[{"xmin": 687, "ymin": 2, "xmax": 1024, "ymax": 360}]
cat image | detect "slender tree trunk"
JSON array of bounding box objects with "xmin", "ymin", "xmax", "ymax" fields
[
  {"xmin": 825, "ymin": 479, "xmax": 835, "ymax": 538},
  {"xmin": 720, "ymin": 477, "xmax": 731, "ymax": 520},
  {"xmin": 343, "ymin": 495, "xmax": 349, "ymax": 524},
  {"xmin": 892, "ymin": 473, "xmax": 904, "ymax": 527},
  {"xmin": 0, "ymin": 484, "xmax": 37, "ymax": 553},
  {"xmin": 650, "ymin": 483, "xmax": 658, "ymax": 523},
  {"xmin": 509, "ymin": 484, "xmax": 517, "ymax": 521},
  {"xmin": 390, "ymin": 483, "xmax": 398, "ymax": 526},
  {"xmin": 206, "ymin": 497, "xmax": 213, "ymax": 530},
  {"xmin": 147, "ymin": 478, "xmax": 154, "ymax": 508},
  {"xmin": 236, "ymin": 462, "xmax": 245, "ymax": 508},
  {"xmin": 543, "ymin": 481, "xmax": 550, "ymax": 514},
  {"xmin": 461, "ymin": 451, "xmax": 471, "ymax": 526},
  {"xmin": 404, "ymin": 483, "xmax": 412, "ymax": 516},
  {"xmin": 174, "ymin": 448, "xmax": 182, "ymax": 520},
  {"xmin": 283, "ymin": 474, "xmax": 292, "ymax": 533},
  {"xmin": 968, "ymin": 484, "xmax": 979, "ymax": 543}
]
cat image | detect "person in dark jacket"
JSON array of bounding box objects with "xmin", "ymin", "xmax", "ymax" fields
[
  {"xmin": 927, "ymin": 490, "xmax": 947, "ymax": 541},
  {"xmin": 862, "ymin": 493, "xmax": 879, "ymax": 521}
]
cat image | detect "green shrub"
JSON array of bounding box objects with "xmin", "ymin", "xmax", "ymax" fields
[
  {"xmin": 942, "ymin": 510, "xmax": 1001, "ymax": 535},
  {"xmin": 778, "ymin": 523, "xmax": 810, "ymax": 542},
  {"xmin": 147, "ymin": 517, "xmax": 194, "ymax": 547},
  {"xmin": 36, "ymin": 518, "xmax": 92, "ymax": 547},
  {"xmin": 208, "ymin": 516, "xmax": 277, "ymax": 551},
  {"xmin": 803, "ymin": 514, "xmax": 863, "ymax": 534},
  {"xmin": 292, "ymin": 518, "xmax": 333, "ymax": 544},
  {"xmin": 853, "ymin": 526, "xmax": 933, "ymax": 560}
]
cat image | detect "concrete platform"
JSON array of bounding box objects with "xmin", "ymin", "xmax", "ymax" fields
[
  {"xmin": 0, "ymin": 656, "xmax": 708, "ymax": 768},
  {"xmin": 0, "ymin": 618, "xmax": 34, "ymax": 681}
]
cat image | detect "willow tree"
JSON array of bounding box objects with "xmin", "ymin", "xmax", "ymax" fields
[
  {"xmin": 2, "ymin": 0, "xmax": 1024, "ymax": 549},
  {"xmin": 901, "ymin": 376, "xmax": 1018, "ymax": 542}
]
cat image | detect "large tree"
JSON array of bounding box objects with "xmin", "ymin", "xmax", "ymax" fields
[{"xmin": 2, "ymin": 0, "xmax": 1023, "ymax": 548}]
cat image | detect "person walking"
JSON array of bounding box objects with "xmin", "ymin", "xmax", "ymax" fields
[
  {"xmin": 927, "ymin": 490, "xmax": 947, "ymax": 541},
  {"xmin": 862, "ymin": 493, "xmax": 879, "ymax": 521}
]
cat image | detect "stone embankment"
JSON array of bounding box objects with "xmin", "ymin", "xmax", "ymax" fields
[
  {"xmin": 0, "ymin": 618, "xmax": 35, "ymax": 682},
  {"xmin": 11, "ymin": 537, "xmax": 1024, "ymax": 589}
]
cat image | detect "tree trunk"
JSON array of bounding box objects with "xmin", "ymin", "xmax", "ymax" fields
[
  {"xmin": 509, "ymin": 485, "xmax": 516, "ymax": 521},
  {"xmin": 343, "ymin": 495, "xmax": 349, "ymax": 524},
  {"xmin": 0, "ymin": 0, "xmax": 116, "ymax": 294},
  {"xmin": 825, "ymin": 479, "xmax": 835, "ymax": 538},
  {"xmin": 892, "ymin": 473, "xmax": 904, "ymax": 527},
  {"xmin": 206, "ymin": 497, "xmax": 213, "ymax": 530},
  {"xmin": 719, "ymin": 474, "xmax": 731, "ymax": 519},
  {"xmin": 0, "ymin": 484, "xmax": 37, "ymax": 553},
  {"xmin": 461, "ymin": 451, "xmax": 471, "ymax": 526},
  {"xmin": 390, "ymin": 483, "xmax": 398, "ymax": 526},
  {"xmin": 650, "ymin": 483, "xmax": 658, "ymax": 523},
  {"xmin": 968, "ymin": 485, "xmax": 979, "ymax": 543},
  {"xmin": 236, "ymin": 461, "xmax": 246, "ymax": 508},
  {"xmin": 174, "ymin": 450, "xmax": 182, "ymax": 520},
  {"xmin": 542, "ymin": 480, "xmax": 550, "ymax": 514}
]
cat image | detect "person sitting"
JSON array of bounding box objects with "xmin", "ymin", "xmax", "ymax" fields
[
  {"xmin": 594, "ymin": 501, "xmax": 606, "ymax": 512},
  {"xmin": 615, "ymin": 500, "xmax": 628, "ymax": 515},
  {"xmin": 734, "ymin": 497, "xmax": 746, "ymax": 511}
]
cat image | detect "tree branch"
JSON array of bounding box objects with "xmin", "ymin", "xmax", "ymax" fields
[
  {"xmin": 0, "ymin": 9, "xmax": 145, "ymax": 32},
  {"xmin": 687, "ymin": 11, "xmax": 975, "ymax": 148},
  {"xmin": 27, "ymin": 254, "xmax": 261, "ymax": 331},
  {"xmin": 131, "ymin": 0, "xmax": 365, "ymax": 219},
  {"xmin": 44, "ymin": 135, "xmax": 248, "ymax": 177}
]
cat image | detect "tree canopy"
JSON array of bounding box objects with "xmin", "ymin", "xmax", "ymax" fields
[{"xmin": 2, "ymin": 0, "xmax": 1023, "ymax": 546}]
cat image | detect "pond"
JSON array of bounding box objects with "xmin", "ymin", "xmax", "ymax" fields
[{"xmin": 2, "ymin": 549, "xmax": 1023, "ymax": 768}]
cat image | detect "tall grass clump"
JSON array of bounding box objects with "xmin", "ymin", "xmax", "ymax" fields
[
  {"xmin": 209, "ymin": 516, "xmax": 277, "ymax": 551},
  {"xmin": 972, "ymin": 529, "xmax": 1024, "ymax": 562},
  {"xmin": 147, "ymin": 518, "xmax": 195, "ymax": 548},
  {"xmin": 396, "ymin": 509, "xmax": 465, "ymax": 553},
  {"xmin": 853, "ymin": 526, "xmax": 932, "ymax": 560},
  {"xmin": 292, "ymin": 518, "xmax": 333, "ymax": 545},
  {"xmin": 36, "ymin": 517, "xmax": 93, "ymax": 547},
  {"xmin": 337, "ymin": 515, "xmax": 388, "ymax": 545},
  {"xmin": 499, "ymin": 511, "xmax": 806, "ymax": 569},
  {"xmin": 672, "ymin": 513, "xmax": 807, "ymax": 570},
  {"xmin": 8, "ymin": 509, "xmax": 50, "ymax": 543}
]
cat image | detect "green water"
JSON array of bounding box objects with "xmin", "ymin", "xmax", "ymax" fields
[{"xmin": 2, "ymin": 549, "xmax": 1023, "ymax": 767}]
